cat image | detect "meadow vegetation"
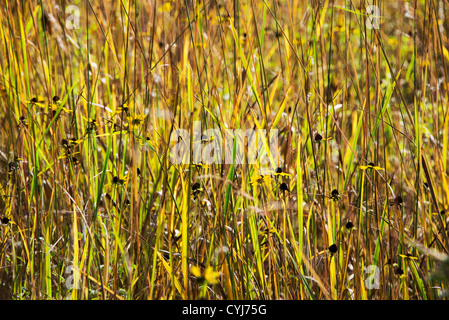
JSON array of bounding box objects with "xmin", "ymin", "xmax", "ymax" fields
[{"xmin": 0, "ymin": 0, "xmax": 449, "ymax": 300}]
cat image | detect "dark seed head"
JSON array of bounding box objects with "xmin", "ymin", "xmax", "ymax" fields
[
  {"xmin": 1, "ymin": 217, "xmax": 9, "ymax": 224},
  {"xmin": 394, "ymin": 195, "xmax": 403, "ymax": 206},
  {"xmin": 345, "ymin": 221, "xmax": 354, "ymax": 229},
  {"xmin": 31, "ymin": 97, "xmax": 38, "ymax": 103},
  {"xmin": 280, "ymin": 182, "xmax": 289, "ymax": 192},
  {"xmin": 192, "ymin": 182, "xmax": 201, "ymax": 191},
  {"xmin": 440, "ymin": 209, "xmax": 446, "ymax": 215},
  {"xmin": 61, "ymin": 139, "xmax": 69, "ymax": 147},
  {"xmin": 329, "ymin": 244, "xmax": 338, "ymax": 254},
  {"xmin": 394, "ymin": 267, "xmax": 404, "ymax": 275},
  {"xmin": 112, "ymin": 176, "xmax": 119, "ymax": 184},
  {"xmin": 331, "ymin": 189, "xmax": 339, "ymax": 197},
  {"xmin": 314, "ymin": 133, "xmax": 323, "ymax": 142},
  {"xmin": 8, "ymin": 162, "xmax": 17, "ymax": 172},
  {"xmin": 275, "ymin": 167, "xmax": 283, "ymax": 174},
  {"xmin": 368, "ymin": 162, "xmax": 375, "ymax": 167},
  {"xmin": 52, "ymin": 95, "xmax": 60, "ymax": 103}
]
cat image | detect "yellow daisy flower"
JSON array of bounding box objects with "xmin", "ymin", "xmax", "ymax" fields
[
  {"xmin": 360, "ymin": 162, "xmax": 384, "ymax": 171},
  {"xmin": 191, "ymin": 266, "xmax": 220, "ymax": 285},
  {"xmin": 114, "ymin": 102, "xmax": 134, "ymax": 116},
  {"xmin": 127, "ymin": 114, "xmax": 146, "ymax": 131},
  {"xmin": 250, "ymin": 174, "xmax": 272, "ymax": 186}
]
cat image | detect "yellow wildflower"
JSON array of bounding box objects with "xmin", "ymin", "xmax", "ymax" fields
[{"xmin": 191, "ymin": 266, "xmax": 220, "ymax": 284}]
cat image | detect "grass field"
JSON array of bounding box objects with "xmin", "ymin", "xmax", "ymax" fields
[{"xmin": 0, "ymin": 0, "xmax": 449, "ymax": 300}]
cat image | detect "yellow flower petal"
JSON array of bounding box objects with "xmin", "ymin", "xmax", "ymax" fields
[
  {"xmin": 191, "ymin": 266, "xmax": 202, "ymax": 278},
  {"xmin": 204, "ymin": 267, "xmax": 219, "ymax": 284},
  {"xmin": 399, "ymin": 254, "xmax": 418, "ymax": 260},
  {"xmin": 360, "ymin": 165, "xmax": 384, "ymax": 170}
]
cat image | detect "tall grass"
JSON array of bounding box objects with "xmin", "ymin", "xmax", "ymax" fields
[{"xmin": 0, "ymin": 0, "xmax": 448, "ymax": 300}]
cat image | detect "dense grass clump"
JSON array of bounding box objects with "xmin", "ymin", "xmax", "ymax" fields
[{"xmin": 0, "ymin": 0, "xmax": 448, "ymax": 300}]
